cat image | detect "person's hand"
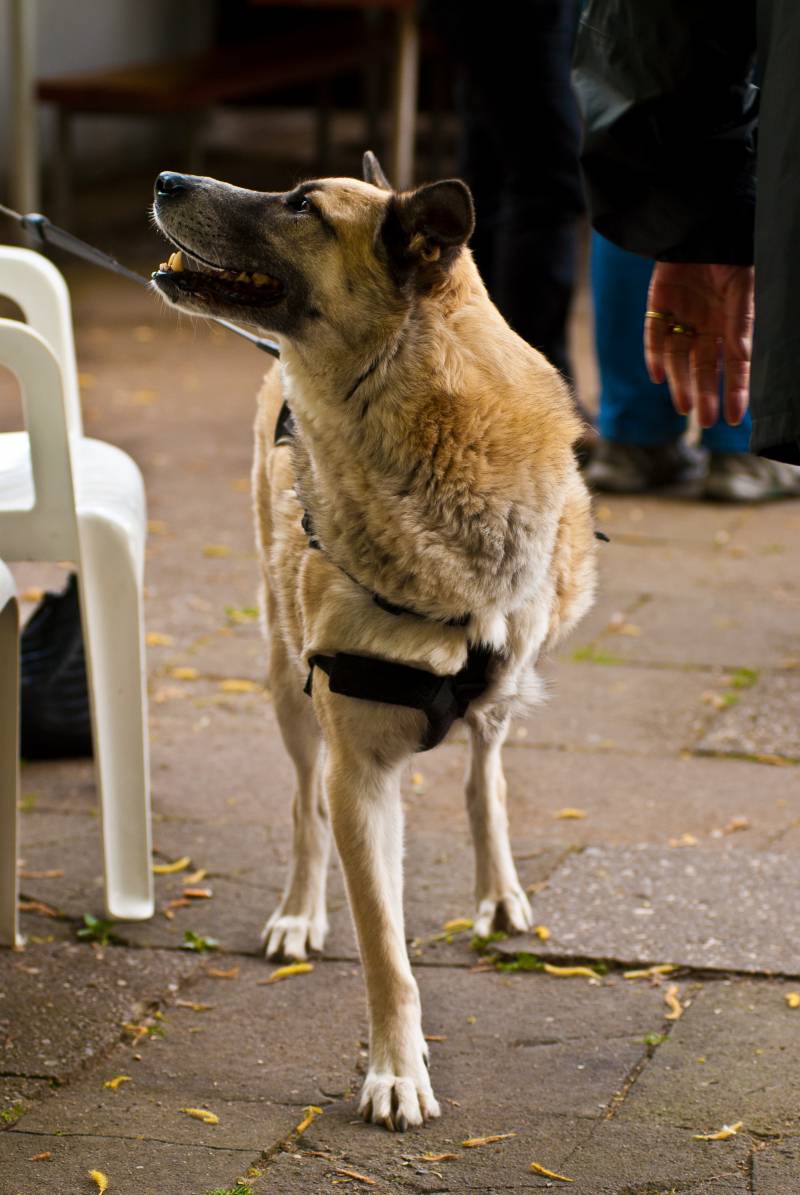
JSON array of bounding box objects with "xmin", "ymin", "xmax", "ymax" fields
[{"xmin": 644, "ymin": 262, "xmax": 755, "ymax": 428}]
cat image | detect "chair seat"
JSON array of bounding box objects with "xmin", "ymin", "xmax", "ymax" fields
[{"xmin": 0, "ymin": 432, "xmax": 146, "ymax": 559}]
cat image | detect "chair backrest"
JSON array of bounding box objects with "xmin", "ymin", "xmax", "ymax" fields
[
  {"xmin": 0, "ymin": 319, "xmax": 79, "ymax": 561},
  {"xmin": 0, "ymin": 246, "xmax": 82, "ymax": 436}
]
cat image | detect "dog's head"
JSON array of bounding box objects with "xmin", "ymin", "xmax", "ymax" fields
[{"xmin": 151, "ymin": 152, "xmax": 475, "ymax": 340}]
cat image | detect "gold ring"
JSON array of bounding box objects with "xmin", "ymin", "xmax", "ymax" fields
[
  {"xmin": 645, "ymin": 309, "xmax": 670, "ymax": 321},
  {"xmin": 669, "ymin": 322, "xmax": 695, "ymax": 336}
]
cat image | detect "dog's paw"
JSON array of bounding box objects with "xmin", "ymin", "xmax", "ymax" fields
[
  {"xmin": 359, "ymin": 1067, "xmax": 440, "ymax": 1132},
  {"xmin": 473, "ymin": 888, "xmax": 533, "ymax": 938},
  {"xmin": 261, "ymin": 910, "xmax": 327, "ymax": 962}
]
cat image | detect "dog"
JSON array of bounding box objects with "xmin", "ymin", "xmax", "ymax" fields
[{"xmin": 152, "ymin": 152, "xmax": 597, "ymax": 1132}]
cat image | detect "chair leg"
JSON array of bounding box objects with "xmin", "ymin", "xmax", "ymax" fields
[
  {"xmin": 78, "ymin": 515, "xmax": 153, "ymax": 920},
  {"xmin": 0, "ymin": 591, "xmax": 21, "ymax": 947}
]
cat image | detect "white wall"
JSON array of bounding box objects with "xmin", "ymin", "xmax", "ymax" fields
[{"xmin": 0, "ymin": 0, "xmax": 215, "ymax": 188}]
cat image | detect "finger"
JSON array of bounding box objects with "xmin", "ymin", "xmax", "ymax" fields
[
  {"xmin": 723, "ymin": 354, "xmax": 751, "ymax": 426},
  {"xmin": 644, "ymin": 313, "xmax": 669, "ymax": 384},
  {"xmin": 663, "ymin": 336, "xmax": 693, "ymax": 415},
  {"xmin": 690, "ymin": 333, "xmax": 721, "ymax": 429},
  {"xmin": 723, "ymin": 292, "xmax": 753, "ymax": 427}
]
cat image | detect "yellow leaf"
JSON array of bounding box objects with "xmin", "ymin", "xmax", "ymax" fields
[
  {"xmin": 533, "ymin": 925, "xmax": 551, "ymax": 941},
  {"xmin": 152, "ymin": 856, "xmax": 192, "ymax": 875},
  {"xmin": 218, "ymin": 678, "xmax": 261, "ymax": 693},
  {"xmin": 168, "ymin": 666, "xmax": 199, "ymax": 681},
  {"xmin": 180, "ymin": 1107, "xmax": 219, "ymax": 1125},
  {"xmin": 146, "ymin": 631, "xmax": 174, "ymax": 647},
  {"xmin": 664, "ymin": 983, "xmax": 684, "ymax": 1021},
  {"xmin": 259, "ymin": 962, "xmax": 314, "ymax": 985},
  {"xmin": 183, "ymin": 888, "xmax": 213, "ymax": 899},
  {"xmin": 184, "ymin": 869, "xmax": 208, "ymax": 884},
  {"xmin": 693, "ymin": 1121, "xmax": 743, "ymax": 1141},
  {"xmin": 175, "ymin": 1000, "xmax": 214, "ymax": 1012},
  {"xmin": 530, "ymin": 1161, "xmax": 574, "ymax": 1182},
  {"xmin": 785, "ymin": 992, "xmax": 800, "ymax": 1009},
  {"xmin": 207, "ymin": 965, "xmax": 240, "ymax": 979},
  {"xmin": 623, "ymin": 964, "xmax": 677, "ymax": 980},
  {"xmin": 103, "ymin": 1075, "xmax": 131, "ymax": 1090},
  {"xmin": 295, "ymin": 1104, "xmax": 323, "ymax": 1134},
  {"xmin": 442, "ymin": 917, "xmax": 473, "ymax": 934},
  {"xmin": 203, "ymin": 544, "xmax": 232, "ymax": 558},
  {"xmin": 554, "ymin": 808, "xmax": 587, "ymax": 820},
  {"xmin": 544, "ymin": 963, "xmax": 602, "ymax": 980},
  {"xmin": 333, "ymin": 1169, "xmax": 377, "ymax": 1186},
  {"xmin": 462, "ymin": 1132, "xmax": 516, "ymax": 1148},
  {"xmin": 418, "ymin": 1153, "xmax": 458, "ymax": 1162},
  {"xmin": 88, "ymin": 1170, "xmax": 109, "ymax": 1193},
  {"xmin": 723, "ymin": 816, "xmax": 750, "ymax": 834},
  {"xmin": 31, "ymin": 1150, "xmax": 53, "ymax": 1160}
]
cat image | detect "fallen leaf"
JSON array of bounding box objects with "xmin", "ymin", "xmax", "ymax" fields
[
  {"xmin": 175, "ymin": 1000, "xmax": 214, "ymax": 1012},
  {"xmin": 152, "ymin": 856, "xmax": 192, "ymax": 875},
  {"xmin": 88, "ymin": 1170, "xmax": 109, "ymax": 1192},
  {"xmin": 442, "ymin": 917, "xmax": 473, "ymax": 934},
  {"xmin": 333, "ymin": 1169, "xmax": 376, "ymax": 1185},
  {"xmin": 693, "ymin": 1121, "xmax": 743, "ymax": 1141},
  {"xmin": 203, "ymin": 544, "xmax": 232, "ymax": 558},
  {"xmin": 122, "ymin": 1022, "xmax": 149, "ymax": 1043},
  {"xmin": 167, "ymin": 666, "xmax": 199, "ymax": 681},
  {"xmin": 785, "ymin": 993, "xmax": 800, "ymax": 1009},
  {"xmin": 723, "ymin": 816, "xmax": 750, "ymax": 834},
  {"xmin": 184, "ymin": 869, "xmax": 208, "ymax": 884},
  {"xmin": 183, "ymin": 888, "xmax": 213, "ymax": 899},
  {"xmin": 425, "ymin": 1034, "xmax": 448, "ymax": 1042},
  {"xmin": 163, "ymin": 898, "xmax": 192, "ymax": 916},
  {"xmin": 258, "ymin": 962, "xmax": 314, "ymax": 985},
  {"xmin": 31, "ymin": 1151, "xmax": 52, "ymax": 1160},
  {"xmin": 664, "ymin": 983, "xmax": 684, "ymax": 1021},
  {"xmin": 146, "ymin": 631, "xmax": 174, "ymax": 647},
  {"xmin": 18, "ymin": 899, "xmax": 61, "ymax": 918},
  {"xmin": 462, "ymin": 1133, "xmax": 516, "ymax": 1148},
  {"xmin": 103, "ymin": 1075, "xmax": 132, "ymax": 1090},
  {"xmin": 624, "ymin": 964, "xmax": 677, "ymax": 980},
  {"xmin": 668, "ymin": 833, "xmax": 699, "ymax": 848},
  {"xmin": 418, "ymin": 1153, "xmax": 458, "ymax": 1162},
  {"xmin": 295, "ymin": 1104, "xmax": 323, "ymax": 1134},
  {"xmin": 180, "ymin": 1107, "xmax": 219, "ymax": 1125},
  {"xmin": 18, "ymin": 868, "xmax": 64, "ymax": 879},
  {"xmin": 207, "ymin": 965, "xmax": 240, "ymax": 980},
  {"xmin": 533, "ymin": 925, "xmax": 551, "ymax": 941},
  {"xmin": 554, "ymin": 808, "xmax": 586, "ymax": 820},
  {"xmin": 218, "ymin": 678, "xmax": 261, "ymax": 693},
  {"xmin": 543, "ymin": 963, "xmax": 602, "ymax": 980},
  {"xmin": 530, "ymin": 1160, "xmax": 574, "ymax": 1182}
]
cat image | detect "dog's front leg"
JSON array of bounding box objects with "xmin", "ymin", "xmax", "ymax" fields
[
  {"xmin": 325, "ymin": 744, "xmax": 439, "ymax": 1131},
  {"xmin": 466, "ymin": 710, "xmax": 533, "ymax": 937}
]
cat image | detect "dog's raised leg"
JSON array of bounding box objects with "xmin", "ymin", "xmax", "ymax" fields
[
  {"xmin": 262, "ymin": 633, "xmax": 330, "ymax": 961},
  {"xmin": 323, "ymin": 737, "xmax": 439, "ymax": 1131},
  {"xmin": 466, "ymin": 711, "xmax": 533, "ymax": 937}
]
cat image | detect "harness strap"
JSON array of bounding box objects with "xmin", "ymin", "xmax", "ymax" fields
[{"xmin": 304, "ymin": 645, "xmax": 494, "ymax": 752}]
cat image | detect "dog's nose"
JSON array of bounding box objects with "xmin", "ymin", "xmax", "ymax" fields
[{"xmin": 155, "ymin": 171, "xmax": 189, "ymax": 199}]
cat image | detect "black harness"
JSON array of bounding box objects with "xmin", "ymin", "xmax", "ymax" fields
[{"xmin": 276, "ymin": 401, "xmax": 493, "ymax": 751}]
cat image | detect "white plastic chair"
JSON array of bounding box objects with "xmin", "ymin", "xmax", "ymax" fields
[
  {"xmin": 0, "ymin": 559, "xmax": 20, "ymax": 946},
  {"xmin": 0, "ymin": 247, "xmax": 153, "ymax": 923}
]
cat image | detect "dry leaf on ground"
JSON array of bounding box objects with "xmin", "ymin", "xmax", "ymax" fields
[
  {"xmin": 180, "ymin": 1107, "xmax": 219, "ymax": 1125},
  {"xmin": 207, "ymin": 965, "xmax": 240, "ymax": 979},
  {"xmin": 723, "ymin": 816, "xmax": 750, "ymax": 834},
  {"xmin": 533, "ymin": 925, "xmax": 551, "ymax": 941},
  {"xmin": 554, "ymin": 808, "xmax": 587, "ymax": 820},
  {"xmin": 259, "ymin": 962, "xmax": 314, "ymax": 985},
  {"xmin": 152, "ymin": 856, "xmax": 192, "ymax": 875},
  {"xmin": 417, "ymin": 1152, "xmax": 458, "ymax": 1162},
  {"xmin": 31, "ymin": 1151, "xmax": 52, "ymax": 1161},
  {"xmin": 543, "ymin": 963, "xmax": 602, "ymax": 980},
  {"xmin": 442, "ymin": 917, "xmax": 473, "ymax": 934},
  {"xmin": 624, "ymin": 964, "xmax": 677, "ymax": 980},
  {"xmin": 295, "ymin": 1105, "xmax": 323, "ymax": 1134},
  {"xmin": 183, "ymin": 888, "xmax": 213, "ymax": 899},
  {"xmin": 18, "ymin": 868, "xmax": 64, "ymax": 879},
  {"xmin": 693, "ymin": 1121, "xmax": 743, "ymax": 1141},
  {"xmin": 218, "ymin": 678, "xmax": 261, "ymax": 693},
  {"xmin": 664, "ymin": 984, "xmax": 684, "ymax": 1020},
  {"xmin": 145, "ymin": 631, "xmax": 173, "ymax": 647},
  {"xmin": 88, "ymin": 1170, "xmax": 109, "ymax": 1192},
  {"xmin": 18, "ymin": 899, "xmax": 61, "ymax": 918},
  {"xmin": 530, "ymin": 1160, "xmax": 574, "ymax": 1181},
  {"xmin": 333, "ymin": 1169, "xmax": 376, "ymax": 1185},
  {"xmin": 785, "ymin": 992, "xmax": 800, "ymax": 1009},
  {"xmin": 103, "ymin": 1075, "xmax": 131, "ymax": 1090},
  {"xmin": 167, "ymin": 666, "xmax": 199, "ymax": 681},
  {"xmin": 462, "ymin": 1132, "xmax": 516, "ymax": 1148},
  {"xmin": 203, "ymin": 544, "xmax": 232, "ymax": 558}
]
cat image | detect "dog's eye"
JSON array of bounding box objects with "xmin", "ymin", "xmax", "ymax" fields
[{"xmin": 287, "ymin": 194, "xmax": 311, "ymax": 214}]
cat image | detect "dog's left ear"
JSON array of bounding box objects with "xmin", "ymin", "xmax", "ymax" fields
[
  {"xmin": 382, "ymin": 179, "xmax": 475, "ymax": 270},
  {"xmin": 363, "ymin": 150, "xmax": 391, "ymax": 191}
]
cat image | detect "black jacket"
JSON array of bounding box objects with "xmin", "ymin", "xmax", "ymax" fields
[{"xmin": 573, "ymin": 0, "xmax": 800, "ymax": 464}]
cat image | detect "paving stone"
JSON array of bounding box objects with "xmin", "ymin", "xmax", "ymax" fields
[
  {"xmin": 753, "ymin": 1137, "xmax": 800, "ymax": 1193},
  {"xmin": 619, "ymin": 979, "xmax": 800, "ymax": 1136},
  {"xmin": 511, "ymin": 845, "xmax": 800, "ymax": 973},
  {"xmin": 0, "ymin": 943, "xmax": 198, "ymax": 1083},
  {"xmin": 695, "ymin": 671, "xmax": 800, "ymax": 762},
  {"xmin": 0, "ymin": 1132, "xmax": 255, "ymax": 1195}
]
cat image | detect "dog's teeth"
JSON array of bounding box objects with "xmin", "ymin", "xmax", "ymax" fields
[
  {"xmin": 159, "ymin": 261, "xmax": 168, "ymax": 272},
  {"xmin": 236, "ymin": 271, "xmax": 252, "ymax": 283},
  {"xmin": 252, "ymin": 273, "xmax": 270, "ymax": 287},
  {"xmin": 168, "ymin": 250, "xmax": 184, "ymax": 272}
]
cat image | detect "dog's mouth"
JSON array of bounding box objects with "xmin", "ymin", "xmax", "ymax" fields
[{"xmin": 152, "ymin": 245, "xmax": 285, "ymax": 310}]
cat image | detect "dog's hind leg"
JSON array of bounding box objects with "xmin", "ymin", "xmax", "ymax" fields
[
  {"xmin": 466, "ymin": 709, "xmax": 533, "ymax": 938},
  {"xmin": 261, "ymin": 629, "xmax": 330, "ymax": 962},
  {"xmin": 319, "ymin": 708, "xmax": 439, "ymax": 1132}
]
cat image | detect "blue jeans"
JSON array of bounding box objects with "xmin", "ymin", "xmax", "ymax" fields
[{"xmin": 591, "ymin": 234, "xmax": 752, "ymax": 452}]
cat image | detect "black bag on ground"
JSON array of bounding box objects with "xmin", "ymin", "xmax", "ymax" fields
[{"xmin": 20, "ymin": 573, "xmax": 93, "ymax": 759}]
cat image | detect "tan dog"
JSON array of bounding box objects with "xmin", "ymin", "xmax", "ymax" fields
[{"xmin": 152, "ymin": 153, "xmax": 597, "ymax": 1131}]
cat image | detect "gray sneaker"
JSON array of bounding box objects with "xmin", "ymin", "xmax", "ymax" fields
[
  {"xmin": 705, "ymin": 453, "xmax": 800, "ymax": 502},
  {"xmin": 585, "ymin": 437, "xmax": 707, "ymax": 494}
]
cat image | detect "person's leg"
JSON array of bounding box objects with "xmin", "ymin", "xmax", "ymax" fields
[{"xmin": 587, "ymin": 235, "xmax": 705, "ymax": 492}]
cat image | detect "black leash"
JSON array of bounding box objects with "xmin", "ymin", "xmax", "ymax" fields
[{"xmin": 0, "ymin": 201, "xmax": 280, "ymax": 359}]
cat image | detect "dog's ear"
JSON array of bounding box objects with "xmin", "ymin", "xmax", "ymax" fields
[
  {"xmin": 363, "ymin": 150, "xmax": 391, "ymax": 191},
  {"xmin": 381, "ymin": 180, "xmax": 475, "ymax": 276}
]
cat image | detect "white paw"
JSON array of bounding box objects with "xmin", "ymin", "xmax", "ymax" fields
[
  {"xmin": 474, "ymin": 887, "xmax": 533, "ymax": 938},
  {"xmin": 359, "ymin": 1061, "xmax": 440, "ymax": 1132},
  {"xmin": 261, "ymin": 909, "xmax": 327, "ymax": 962}
]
